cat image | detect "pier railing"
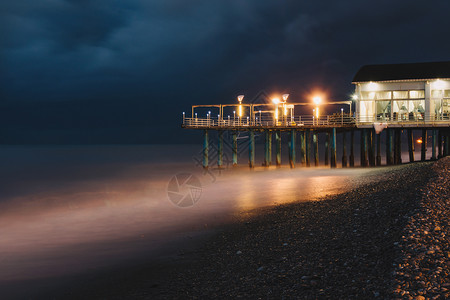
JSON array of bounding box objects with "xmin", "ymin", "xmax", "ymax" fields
[
  {"xmin": 356, "ymin": 114, "xmax": 450, "ymax": 126},
  {"xmin": 183, "ymin": 115, "xmax": 356, "ymax": 128}
]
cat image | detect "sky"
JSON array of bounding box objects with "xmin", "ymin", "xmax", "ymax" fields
[{"xmin": 1, "ymin": 0, "xmax": 449, "ymax": 144}]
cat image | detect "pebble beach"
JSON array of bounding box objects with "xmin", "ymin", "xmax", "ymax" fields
[{"xmin": 149, "ymin": 159, "xmax": 449, "ymax": 299}]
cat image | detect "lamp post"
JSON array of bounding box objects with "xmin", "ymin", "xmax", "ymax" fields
[
  {"xmin": 259, "ymin": 110, "xmax": 262, "ymax": 125},
  {"xmin": 282, "ymin": 94, "xmax": 289, "ymax": 125},
  {"xmin": 313, "ymin": 96, "xmax": 322, "ymax": 125},
  {"xmin": 237, "ymin": 95, "xmax": 244, "ymax": 126},
  {"xmin": 341, "ymin": 108, "xmax": 344, "ymax": 124},
  {"xmin": 272, "ymin": 98, "xmax": 280, "ymax": 126}
]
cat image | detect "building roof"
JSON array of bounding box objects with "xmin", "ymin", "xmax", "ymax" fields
[{"xmin": 352, "ymin": 61, "xmax": 450, "ymax": 83}]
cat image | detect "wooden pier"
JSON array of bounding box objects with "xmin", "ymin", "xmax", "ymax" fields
[{"xmin": 182, "ymin": 104, "xmax": 450, "ymax": 169}]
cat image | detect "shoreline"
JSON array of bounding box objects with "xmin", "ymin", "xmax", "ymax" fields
[{"xmin": 31, "ymin": 159, "xmax": 449, "ymax": 299}]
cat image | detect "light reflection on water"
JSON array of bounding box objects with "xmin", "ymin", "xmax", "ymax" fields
[{"xmin": 0, "ymin": 145, "xmax": 376, "ymax": 282}]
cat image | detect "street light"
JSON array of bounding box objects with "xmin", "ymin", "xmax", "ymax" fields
[
  {"xmin": 237, "ymin": 95, "xmax": 244, "ymax": 118},
  {"xmin": 313, "ymin": 96, "xmax": 322, "ymax": 120},
  {"xmin": 282, "ymin": 94, "xmax": 289, "ymax": 124},
  {"xmin": 272, "ymin": 98, "xmax": 280, "ymax": 125}
]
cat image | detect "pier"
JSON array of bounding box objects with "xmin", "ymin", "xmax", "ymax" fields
[
  {"xmin": 182, "ymin": 61, "xmax": 450, "ymax": 168},
  {"xmin": 181, "ymin": 101, "xmax": 450, "ymax": 169}
]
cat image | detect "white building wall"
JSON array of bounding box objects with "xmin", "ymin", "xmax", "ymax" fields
[{"xmin": 354, "ymin": 79, "xmax": 450, "ymax": 124}]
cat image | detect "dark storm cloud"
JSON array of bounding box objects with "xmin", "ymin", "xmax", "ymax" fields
[{"xmin": 0, "ymin": 0, "xmax": 449, "ymax": 143}]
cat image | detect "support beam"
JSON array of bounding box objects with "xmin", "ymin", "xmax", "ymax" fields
[
  {"xmin": 300, "ymin": 131, "xmax": 306, "ymax": 166},
  {"xmin": 376, "ymin": 132, "xmax": 381, "ymax": 166},
  {"xmin": 276, "ymin": 130, "xmax": 282, "ymax": 167},
  {"xmin": 289, "ymin": 129, "xmax": 296, "ymax": 168},
  {"xmin": 361, "ymin": 129, "xmax": 368, "ymax": 167},
  {"xmin": 218, "ymin": 131, "xmax": 223, "ymax": 167},
  {"xmin": 305, "ymin": 130, "xmax": 311, "ymax": 167},
  {"xmin": 421, "ymin": 129, "xmax": 427, "ymax": 161},
  {"xmin": 232, "ymin": 131, "xmax": 238, "ymax": 166},
  {"xmin": 432, "ymin": 129, "xmax": 437, "ymax": 160},
  {"xmin": 368, "ymin": 129, "xmax": 375, "ymax": 166},
  {"xmin": 249, "ymin": 130, "xmax": 255, "ymax": 168},
  {"xmin": 386, "ymin": 129, "xmax": 393, "ymax": 165},
  {"xmin": 445, "ymin": 136, "xmax": 449, "ymax": 156},
  {"xmin": 264, "ymin": 131, "xmax": 270, "ymax": 167},
  {"xmin": 324, "ymin": 132, "xmax": 330, "ymax": 166},
  {"xmin": 203, "ymin": 129, "xmax": 209, "ymax": 169},
  {"xmin": 438, "ymin": 130, "xmax": 443, "ymax": 159},
  {"xmin": 395, "ymin": 129, "xmax": 402, "ymax": 165},
  {"xmin": 331, "ymin": 128, "xmax": 337, "ymax": 168},
  {"xmin": 342, "ymin": 131, "xmax": 347, "ymax": 168},
  {"xmin": 313, "ymin": 131, "xmax": 319, "ymax": 166},
  {"xmin": 349, "ymin": 130, "xmax": 355, "ymax": 167},
  {"xmin": 407, "ymin": 129, "xmax": 414, "ymax": 163}
]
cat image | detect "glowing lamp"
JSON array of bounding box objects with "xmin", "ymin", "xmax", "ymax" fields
[
  {"xmin": 313, "ymin": 96, "xmax": 322, "ymax": 105},
  {"xmin": 272, "ymin": 98, "xmax": 280, "ymax": 105}
]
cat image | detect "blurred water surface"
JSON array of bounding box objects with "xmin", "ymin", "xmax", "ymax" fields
[{"xmin": 0, "ymin": 144, "xmax": 383, "ymax": 282}]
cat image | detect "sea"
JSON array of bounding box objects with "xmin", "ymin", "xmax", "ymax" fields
[{"xmin": 0, "ymin": 143, "xmax": 433, "ymax": 296}]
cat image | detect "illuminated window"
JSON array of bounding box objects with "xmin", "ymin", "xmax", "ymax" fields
[
  {"xmin": 444, "ymin": 90, "xmax": 450, "ymax": 98},
  {"xmin": 361, "ymin": 91, "xmax": 376, "ymax": 100},
  {"xmin": 393, "ymin": 91, "xmax": 408, "ymax": 99},
  {"xmin": 409, "ymin": 90, "xmax": 424, "ymax": 99},
  {"xmin": 432, "ymin": 90, "xmax": 443, "ymax": 98},
  {"xmin": 376, "ymin": 91, "xmax": 391, "ymax": 99}
]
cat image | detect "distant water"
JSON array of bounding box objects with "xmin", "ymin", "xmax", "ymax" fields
[{"xmin": 0, "ymin": 144, "xmax": 430, "ymax": 285}]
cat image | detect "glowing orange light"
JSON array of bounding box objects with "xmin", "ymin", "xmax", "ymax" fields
[{"xmin": 416, "ymin": 139, "xmax": 423, "ymax": 144}]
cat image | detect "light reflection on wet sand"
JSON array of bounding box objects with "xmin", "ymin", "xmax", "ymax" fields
[{"xmin": 0, "ymin": 146, "xmax": 379, "ymax": 285}]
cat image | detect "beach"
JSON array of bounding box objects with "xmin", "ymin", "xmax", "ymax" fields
[{"xmin": 32, "ymin": 157, "xmax": 449, "ymax": 299}]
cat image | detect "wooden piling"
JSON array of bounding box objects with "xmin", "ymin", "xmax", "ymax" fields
[
  {"xmin": 331, "ymin": 128, "xmax": 337, "ymax": 168},
  {"xmin": 386, "ymin": 129, "xmax": 393, "ymax": 165},
  {"xmin": 218, "ymin": 130, "xmax": 223, "ymax": 167},
  {"xmin": 438, "ymin": 130, "xmax": 442, "ymax": 159},
  {"xmin": 342, "ymin": 131, "xmax": 347, "ymax": 168},
  {"xmin": 407, "ymin": 129, "xmax": 414, "ymax": 162},
  {"xmin": 432, "ymin": 129, "xmax": 437, "ymax": 160},
  {"xmin": 290, "ymin": 129, "xmax": 296, "ymax": 168},
  {"xmin": 232, "ymin": 131, "xmax": 237, "ymax": 166},
  {"xmin": 393, "ymin": 129, "xmax": 399, "ymax": 164},
  {"xmin": 421, "ymin": 129, "xmax": 427, "ymax": 161},
  {"xmin": 444, "ymin": 135, "xmax": 450, "ymax": 156},
  {"xmin": 361, "ymin": 129, "xmax": 368, "ymax": 167},
  {"xmin": 395, "ymin": 129, "xmax": 402, "ymax": 164},
  {"xmin": 249, "ymin": 130, "xmax": 255, "ymax": 168},
  {"xmin": 324, "ymin": 132, "xmax": 330, "ymax": 166},
  {"xmin": 349, "ymin": 130, "xmax": 355, "ymax": 167},
  {"xmin": 376, "ymin": 132, "xmax": 381, "ymax": 166},
  {"xmin": 276, "ymin": 130, "xmax": 282, "ymax": 166},
  {"xmin": 305, "ymin": 130, "xmax": 311, "ymax": 167},
  {"xmin": 264, "ymin": 131, "xmax": 270, "ymax": 166},
  {"xmin": 368, "ymin": 129, "xmax": 375, "ymax": 166},
  {"xmin": 203, "ymin": 129, "xmax": 209, "ymax": 169},
  {"xmin": 300, "ymin": 131, "xmax": 306, "ymax": 166},
  {"xmin": 313, "ymin": 131, "xmax": 319, "ymax": 166}
]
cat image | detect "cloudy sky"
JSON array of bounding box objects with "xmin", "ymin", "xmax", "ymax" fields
[{"xmin": 1, "ymin": 0, "xmax": 449, "ymax": 144}]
